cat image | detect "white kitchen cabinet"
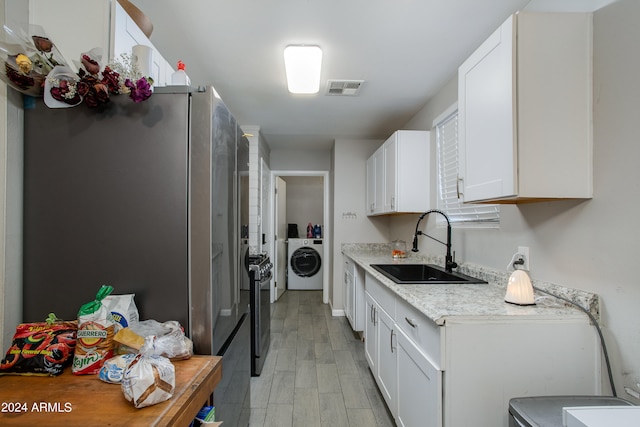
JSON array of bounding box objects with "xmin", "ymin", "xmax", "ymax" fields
[
  {"xmin": 29, "ymin": 0, "xmax": 175, "ymax": 86},
  {"xmin": 112, "ymin": 3, "xmax": 175, "ymax": 86},
  {"xmin": 364, "ymin": 272, "xmax": 599, "ymax": 427},
  {"xmin": 343, "ymin": 256, "xmax": 365, "ymax": 332},
  {"xmin": 376, "ymin": 303, "xmax": 397, "ymax": 417},
  {"xmin": 366, "ymin": 130, "xmax": 430, "ymax": 216},
  {"xmin": 396, "ymin": 327, "xmax": 441, "ymax": 427},
  {"xmin": 458, "ymin": 12, "xmax": 593, "ymax": 203},
  {"xmin": 364, "ymin": 287, "xmax": 398, "ymax": 419},
  {"xmin": 365, "ymin": 148, "xmax": 385, "ymax": 215},
  {"xmin": 364, "ymin": 292, "xmax": 377, "ymax": 371},
  {"xmin": 344, "ymin": 262, "xmax": 354, "ymax": 327}
]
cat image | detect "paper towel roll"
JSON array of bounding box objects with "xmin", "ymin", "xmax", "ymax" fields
[{"xmin": 132, "ymin": 44, "xmax": 153, "ymax": 80}]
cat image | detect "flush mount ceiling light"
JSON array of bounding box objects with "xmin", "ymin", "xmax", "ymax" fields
[{"xmin": 284, "ymin": 45, "xmax": 322, "ymax": 94}]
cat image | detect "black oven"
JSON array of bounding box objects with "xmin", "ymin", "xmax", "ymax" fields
[{"xmin": 249, "ymin": 254, "xmax": 273, "ymax": 376}]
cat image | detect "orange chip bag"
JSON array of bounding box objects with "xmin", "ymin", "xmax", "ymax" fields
[{"xmin": 72, "ymin": 285, "xmax": 116, "ymax": 375}]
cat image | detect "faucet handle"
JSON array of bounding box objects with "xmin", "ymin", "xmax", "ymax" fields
[{"xmin": 447, "ymin": 251, "xmax": 458, "ymax": 271}]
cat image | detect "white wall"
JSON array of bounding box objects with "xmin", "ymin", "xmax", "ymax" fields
[
  {"xmin": 270, "ymin": 147, "xmax": 331, "ymax": 171},
  {"xmin": 283, "ymin": 176, "xmax": 324, "ymax": 236},
  {"xmin": 0, "ymin": 0, "xmax": 27, "ymax": 360},
  {"xmin": 390, "ymin": 0, "xmax": 640, "ymax": 400},
  {"xmin": 331, "ymin": 138, "xmax": 389, "ymax": 310}
]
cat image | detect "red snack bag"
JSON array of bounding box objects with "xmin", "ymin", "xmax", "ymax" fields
[{"xmin": 0, "ymin": 315, "xmax": 77, "ymax": 376}]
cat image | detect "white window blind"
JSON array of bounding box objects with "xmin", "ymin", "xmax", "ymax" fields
[{"xmin": 435, "ymin": 105, "xmax": 500, "ymax": 226}]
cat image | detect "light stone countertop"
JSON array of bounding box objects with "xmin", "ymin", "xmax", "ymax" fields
[{"xmin": 342, "ymin": 243, "xmax": 599, "ymax": 326}]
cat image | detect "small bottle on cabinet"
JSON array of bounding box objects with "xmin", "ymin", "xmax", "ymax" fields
[{"xmin": 171, "ymin": 60, "xmax": 191, "ymax": 85}]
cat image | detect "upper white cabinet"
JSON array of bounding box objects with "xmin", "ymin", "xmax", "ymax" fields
[
  {"xmin": 366, "ymin": 148, "xmax": 385, "ymax": 215},
  {"xmin": 458, "ymin": 12, "xmax": 593, "ymax": 203},
  {"xmin": 366, "ymin": 130, "xmax": 430, "ymax": 216},
  {"xmin": 29, "ymin": 0, "xmax": 175, "ymax": 86}
]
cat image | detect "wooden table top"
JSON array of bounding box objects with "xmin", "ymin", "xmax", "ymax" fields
[{"xmin": 0, "ymin": 355, "xmax": 222, "ymax": 427}]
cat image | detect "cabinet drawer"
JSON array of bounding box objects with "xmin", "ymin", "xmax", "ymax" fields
[
  {"xmin": 396, "ymin": 297, "xmax": 441, "ymax": 369},
  {"xmin": 365, "ymin": 272, "xmax": 395, "ymax": 318}
]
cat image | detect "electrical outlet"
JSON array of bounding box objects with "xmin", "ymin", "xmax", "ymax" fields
[{"xmin": 517, "ymin": 246, "xmax": 530, "ymax": 271}]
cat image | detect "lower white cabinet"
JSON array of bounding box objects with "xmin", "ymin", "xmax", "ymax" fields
[
  {"xmin": 364, "ymin": 272, "xmax": 600, "ymax": 427},
  {"xmin": 344, "ymin": 256, "xmax": 365, "ymax": 332},
  {"xmin": 364, "ymin": 289, "xmax": 398, "ymax": 418},
  {"xmin": 396, "ymin": 327, "xmax": 441, "ymax": 427},
  {"xmin": 364, "ymin": 292, "xmax": 377, "ymax": 371},
  {"xmin": 376, "ymin": 303, "xmax": 397, "ymax": 416}
]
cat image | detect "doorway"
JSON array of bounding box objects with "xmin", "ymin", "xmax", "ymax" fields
[{"xmin": 270, "ymin": 171, "xmax": 330, "ymax": 304}]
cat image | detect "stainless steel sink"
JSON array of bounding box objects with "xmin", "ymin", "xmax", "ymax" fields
[{"xmin": 371, "ymin": 263, "xmax": 487, "ymax": 284}]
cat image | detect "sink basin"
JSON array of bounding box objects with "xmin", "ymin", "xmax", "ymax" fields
[{"xmin": 371, "ymin": 264, "xmax": 487, "ymax": 284}]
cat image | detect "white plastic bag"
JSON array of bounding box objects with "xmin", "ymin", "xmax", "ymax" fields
[
  {"xmin": 121, "ymin": 336, "xmax": 175, "ymax": 408},
  {"xmin": 122, "ymin": 320, "xmax": 193, "ymax": 360},
  {"xmin": 102, "ymin": 294, "xmax": 139, "ymax": 331}
]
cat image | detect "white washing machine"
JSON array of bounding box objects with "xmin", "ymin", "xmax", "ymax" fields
[{"xmin": 287, "ymin": 238, "xmax": 323, "ymax": 290}]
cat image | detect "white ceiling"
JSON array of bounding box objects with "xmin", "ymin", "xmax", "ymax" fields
[{"xmin": 132, "ymin": 0, "xmax": 612, "ymax": 150}]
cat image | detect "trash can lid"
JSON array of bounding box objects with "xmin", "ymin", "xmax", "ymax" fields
[{"xmin": 509, "ymin": 395, "xmax": 634, "ymax": 427}]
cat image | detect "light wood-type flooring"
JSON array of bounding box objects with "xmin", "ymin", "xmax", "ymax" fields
[{"xmin": 242, "ymin": 290, "xmax": 395, "ymax": 427}]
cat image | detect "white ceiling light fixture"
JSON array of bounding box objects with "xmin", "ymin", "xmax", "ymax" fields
[{"xmin": 284, "ymin": 45, "xmax": 322, "ymax": 94}]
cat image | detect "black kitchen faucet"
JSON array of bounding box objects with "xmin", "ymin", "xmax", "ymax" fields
[{"xmin": 412, "ymin": 209, "xmax": 457, "ymax": 273}]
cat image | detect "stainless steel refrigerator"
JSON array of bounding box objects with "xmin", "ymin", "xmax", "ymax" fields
[{"xmin": 22, "ymin": 86, "xmax": 249, "ymax": 361}]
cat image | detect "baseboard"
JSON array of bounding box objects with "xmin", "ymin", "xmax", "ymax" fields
[{"xmin": 329, "ymin": 300, "xmax": 345, "ymax": 317}]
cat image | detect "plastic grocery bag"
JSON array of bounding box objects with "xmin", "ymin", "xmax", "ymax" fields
[
  {"xmin": 102, "ymin": 294, "xmax": 139, "ymax": 331},
  {"xmin": 121, "ymin": 336, "xmax": 175, "ymax": 408}
]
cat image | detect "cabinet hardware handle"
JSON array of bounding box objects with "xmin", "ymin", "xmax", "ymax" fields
[
  {"xmin": 374, "ymin": 307, "xmax": 377, "ymax": 325},
  {"xmin": 390, "ymin": 329, "xmax": 396, "ymax": 353},
  {"xmin": 405, "ymin": 317, "xmax": 417, "ymax": 328}
]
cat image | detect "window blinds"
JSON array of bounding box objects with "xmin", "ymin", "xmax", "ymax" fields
[{"xmin": 435, "ymin": 109, "xmax": 500, "ymax": 225}]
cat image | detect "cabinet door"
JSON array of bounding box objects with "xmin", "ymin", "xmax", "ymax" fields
[
  {"xmin": 396, "ymin": 328, "xmax": 442, "ymax": 427},
  {"xmin": 458, "ymin": 14, "xmax": 517, "ymax": 202},
  {"xmin": 113, "ymin": 3, "xmax": 164, "ymax": 86},
  {"xmin": 384, "ymin": 136, "xmax": 397, "ymax": 212},
  {"xmin": 352, "ymin": 265, "xmax": 365, "ymax": 332},
  {"xmin": 344, "ymin": 268, "xmax": 354, "ymax": 328},
  {"xmin": 364, "ymin": 292, "xmax": 377, "ymax": 370},
  {"xmin": 365, "ymin": 156, "xmax": 376, "ymax": 215},
  {"xmin": 376, "ymin": 306, "xmax": 397, "ymax": 418},
  {"xmin": 373, "ymin": 149, "xmax": 385, "ymax": 214}
]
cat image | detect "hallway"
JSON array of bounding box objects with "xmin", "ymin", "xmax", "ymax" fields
[{"xmin": 245, "ymin": 290, "xmax": 395, "ymax": 427}]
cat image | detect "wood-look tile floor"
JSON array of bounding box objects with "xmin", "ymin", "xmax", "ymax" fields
[{"xmin": 242, "ymin": 290, "xmax": 396, "ymax": 427}]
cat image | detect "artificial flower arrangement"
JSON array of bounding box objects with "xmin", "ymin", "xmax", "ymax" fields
[
  {"xmin": 0, "ymin": 24, "xmax": 67, "ymax": 97},
  {"xmin": 45, "ymin": 48, "xmax": 153, "ymax": 108},
  {"xmin": 0, "ymin": 24, "xmax": 153, "ymax": 108}
]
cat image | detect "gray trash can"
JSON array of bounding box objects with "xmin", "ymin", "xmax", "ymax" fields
[{"xmin": 508, "ymin": 395, "xmax": 634, "ymax": 427}]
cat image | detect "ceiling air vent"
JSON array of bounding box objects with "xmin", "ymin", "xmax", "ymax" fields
[{"xmin": 325, "ymin": 80, "xmax": 364, "ymax": 96}]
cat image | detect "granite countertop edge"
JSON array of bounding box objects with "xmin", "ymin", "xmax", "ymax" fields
[{"xmin": 342, "ymin": 243, "xmax": 600, "ymax": 326}]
